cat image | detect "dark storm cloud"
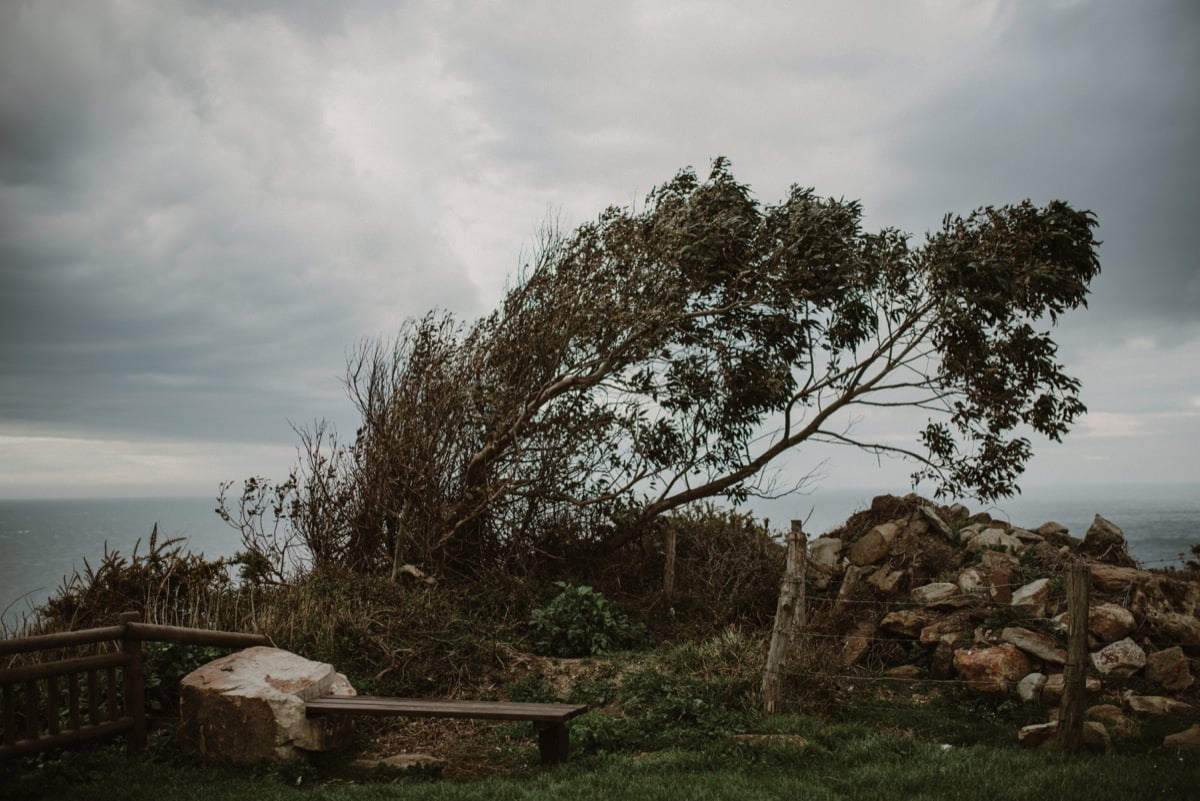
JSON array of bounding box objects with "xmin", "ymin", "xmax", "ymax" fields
[
  {"xmin": 875, "ymin": 1, "xmax": 1200, "ymax": 335},
  {"xmin": 0, "ymin": 0, "xmax": 1196, "ymax": 494},
  {"xmin": 0, "ymin": 2, "xmax": 481, "ymax": 445}
]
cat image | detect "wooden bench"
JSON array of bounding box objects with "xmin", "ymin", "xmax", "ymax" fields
[{"xmin": 305, "ymin": 696, "xmax": 588, "ymax": 764}]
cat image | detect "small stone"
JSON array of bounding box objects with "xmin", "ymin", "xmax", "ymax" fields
[
  {"xmin": 946, "ymin": 503, "xmax": 970, "ymax": 521},
  {"xmin": 911, "ymin": 582, "xmax": 960, "ymax": 605},
  {"xmin": 1036, "ymin": 521, "xmax": 1069, "ymax": 540},
  {"xmin": 1163, "ymin": 724, "xmax": 1200, "ymax": 754},
  {"xmin": 1083, "ymin": 721, "xmax": 1112, "ymax": 752},
  {"xmin": 1001, "ymin": 627, "xmax": 1066, "ymax": 665},
  {"xmin": 1018, "ymin": 722, "xmax": 1058, "ymax": 747},
  {"xmin": 1011, "ymin": 579, "xmax": 1051, "ymax": 617},
  {"xmin": 1147, "ymin": 646, "xmax": 1195, "ymax": 692},
  {"xmin": 1091, "ymin": 637, "xmax": 1146, "ymax": 677},
  {"xmin": 1011, "ymin": 528, "xmax": 1044, "ymax": 545},
  {"xmin": 1017, "ymin": 672, "xmax": 1047, "ymax": 702},
  {"xmin": 958, "ymin": 567, "xmax": 988, "ymax": 595},
  {"xmin": 884, "ymin": 665, "xmax": 923, "ymax": 680},
  {"xmin": 920, "ymin": 620, "xmax": 966, "ymax": 646},
  {"xmin": 866, "ymin": 567, "xmax": 905, "ymax": 594}
]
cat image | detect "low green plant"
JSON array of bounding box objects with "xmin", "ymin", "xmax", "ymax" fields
[{"xmin": 527, "ymin": 583, "xmax": 648, "ymax": 658}]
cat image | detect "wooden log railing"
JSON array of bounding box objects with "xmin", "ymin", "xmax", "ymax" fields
[{"xmin": 0, "ymin": 614, "xmax": 271, "ymax": 760}]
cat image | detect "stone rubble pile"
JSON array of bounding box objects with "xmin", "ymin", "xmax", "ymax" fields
[{"xmin": 808, "ymin": 494, "xmax": 1199, "ymax": 753}]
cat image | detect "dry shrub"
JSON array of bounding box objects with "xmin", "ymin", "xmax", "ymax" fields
[
  {"xmin": 255, "ymin": 568, "xmax": 532, "ymax": 697},
  {"xmin": 27, "ymin": 526, "xmax": 255, "ymax": 636},
  {"xmin": 590, "ymin": 505, "xmax": 784, "ymax": 637}
]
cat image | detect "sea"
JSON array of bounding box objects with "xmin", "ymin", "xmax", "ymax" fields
[{"xmin": 1, "ymin": 483, "xmax": 1197, "ymax": 629}]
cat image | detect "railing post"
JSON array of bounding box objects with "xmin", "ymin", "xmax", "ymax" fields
[
  {"xmin": 1057, "ymin": 561, "xmax": 1089, "ymax": 753},
  {"xmin": 118, "ymin": 612, "xmax": 146, "ymax": 754}
]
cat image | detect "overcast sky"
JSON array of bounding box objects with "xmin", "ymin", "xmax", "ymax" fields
[{"xmin": 0, "ymin": 0, "xmax": 1197, "ymax": 502}]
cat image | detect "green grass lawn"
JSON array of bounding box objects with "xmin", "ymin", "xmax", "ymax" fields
[{"xmin": 3, "ymin": 717, "xmax": 1196, "ymax": 801}]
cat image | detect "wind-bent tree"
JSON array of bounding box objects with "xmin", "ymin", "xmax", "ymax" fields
[{"xmin": 223, "ymin": 158, "xmax": 1100, "ymax": 575}]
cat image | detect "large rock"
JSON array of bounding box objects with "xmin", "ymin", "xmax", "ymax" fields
[
  {"xmin": 966, "ymin": 528, "xmax": 1021, "ymax": 554},
  {"xmin": 1017, "ymin": 720, "xmax": 1109, "ymax": 751},
  {"xmin": 880, "ymin": 609, "xmax": 936, "ymax": 638},
  {"xmin": 1146, "ymin": 611, "xmax": 1200, "ymax": 649},
  {"xmin": 957, "ymin": 567, "xmax": 988, "ymax": 595},
  {"xmin": 180, "ymin": 646, "xmax": 356, "ymax": 762},
  {"xmin": 1080, "ymin": 514, "xmax": 1132, "ymax": 564},
  {"xmin": 1088, "ymin": 603, "xmax": 1137, "ymax": 642},
  {"xmin": 1001, "ymin": 627, "xmax": 1066, "ymax": 665},
  {"xmin": 1086, "ymin": 704, "xmax": 1138, "ymax": 740},
  {"xmin": 808, "ymin": 537, "xmax": 844, "ymax": 588},
  {"xmin": 1011, "ymin": 579, "xmax": 1051, "ymax": 618},
  {"xmin": 1163, "ymin": 724, "xmax": 1200, "ymax": 755},
  {"xmin": 981, "ymin": 551, "xmax": 1019, "ymax": 604},
  {"xmin": 840, "ymin": 617, "xmax": 878, "ymax": 666},
  {"xmin": 1041, "ymin": 673, "xmax": 1102, "ymax": 704},
  {"xmin": 1147, "ymin": 646, "xmax": 1195, "ymax": 692},
  {"xmin": 1125, "ymin": 694, "xmax": 1196, "ymax": 717},
  {"xmin": 866, "ymin": 567, "xmax": 905, "ymax": 594},
  {"xmin": 1089, "ymin": 563, "xmax": 1145, "ymax": 592},
  {"xmin": 1017, "ymin": 672, "xmax": 1047, "ymax": 702},
  {"xmin": 1091, "ymin": 637, "xmax": 1147, "ymax": 677},
  {"xmin": 911, "ymin": 582, "xmax": 960, "ymax": 606},
  {"xmin": 848, "ymin": 524, "xmax": 895, "ymax": 566},
  {"xmin": 919, "ymin": 506, "xmax": 954, "ymax": 539},
  {"xmin": 953, "ymin": 644, "xmax": 1031, "ymax": 693}
]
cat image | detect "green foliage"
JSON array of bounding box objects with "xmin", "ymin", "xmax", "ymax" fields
[
  {"xmin": 226, "ymin": 159, "xmax": 1101, "ymax": 576},
  {"xmin": 527, "ymin": 583, "xmax": 648, "ymax": 658}
]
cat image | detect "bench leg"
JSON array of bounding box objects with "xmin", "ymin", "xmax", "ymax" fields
[{"xmin": 535, "ymin": 722, "xmax": 569, "ymax": 764}]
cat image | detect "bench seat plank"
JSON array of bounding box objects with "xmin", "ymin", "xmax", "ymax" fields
[{"xmin": 305, "ymin": 696, "xmax": 588, "ymax": 724}]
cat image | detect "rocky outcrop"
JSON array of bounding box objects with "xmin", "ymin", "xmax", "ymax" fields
[
  {"xmin": 180, "ymin": 646, "xmax": 356, "ymax": 763},
  {"xmin": 804, "ymin": 493, "xmax": 1199, "ymax": 747}
]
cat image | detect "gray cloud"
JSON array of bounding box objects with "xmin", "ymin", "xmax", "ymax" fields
[{"xmin": 0, "ymin": 0, "xmax": 1196, "ymax": 495}]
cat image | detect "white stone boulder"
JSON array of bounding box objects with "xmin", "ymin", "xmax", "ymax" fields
[
  {"xmin": 1091, "ymin": 637, "xmax": 1147, "ymax": 677},
  {"xmin": 180, "ymin": 646, "xmax": 356, "ymax": 762}
]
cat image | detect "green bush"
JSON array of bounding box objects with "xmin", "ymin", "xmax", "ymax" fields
[{"xmin": 527, "ymin": 582, "xmax": 648, "ymax": 657}]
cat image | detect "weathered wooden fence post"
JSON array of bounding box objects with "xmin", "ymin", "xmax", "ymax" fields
[
  {"xmin": 1057, "ymin": 560, "xmax": 1089, "ymax": 752},
  {"xmin": 118, "ymin": 611, "xmax": 146, "ymax": 754},
  {"xmin": 663, "ymin": 526, "xmax": 678, "ymax": 600},
  {"xmin": 761, "ymin": 520, "xmax": 806, "ymax": 715}
]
